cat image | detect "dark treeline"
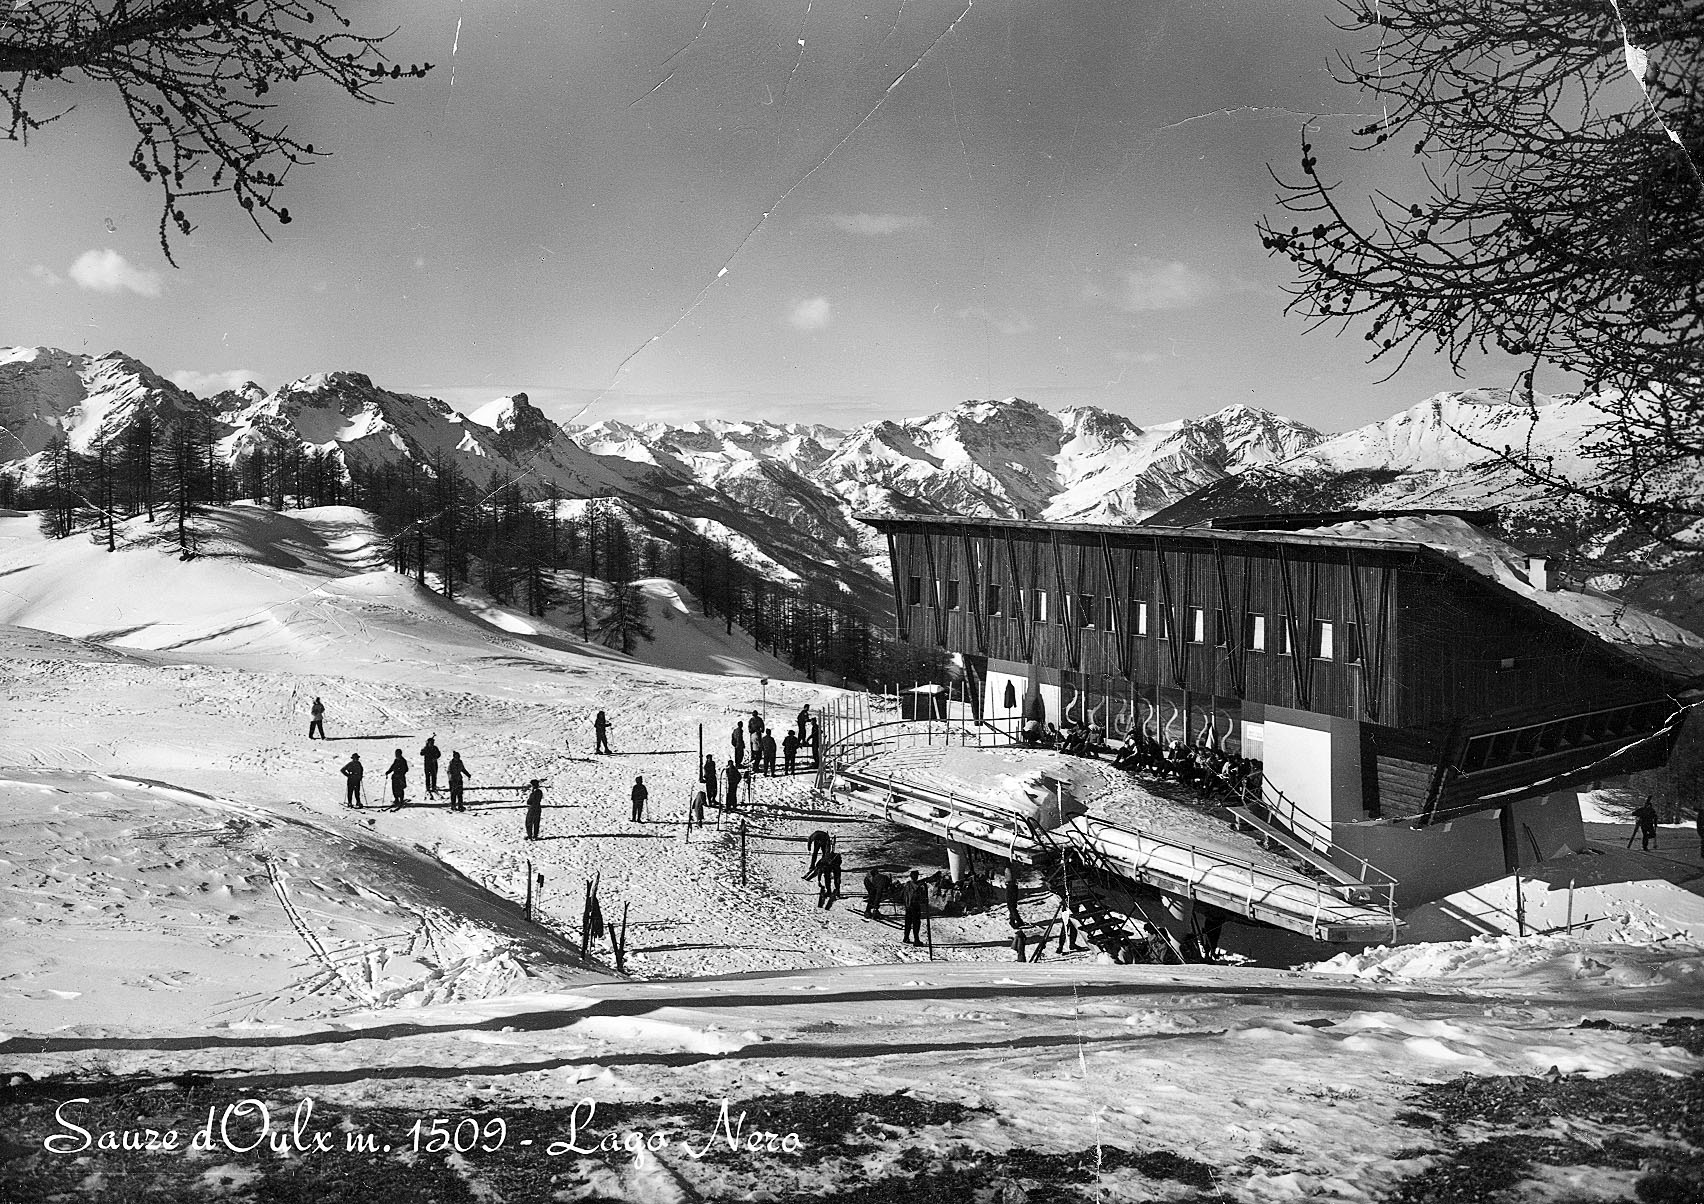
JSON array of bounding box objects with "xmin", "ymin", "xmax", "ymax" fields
[{"xmin": 17, "ymin": 431, "xmax": 935, "ymax": 686}]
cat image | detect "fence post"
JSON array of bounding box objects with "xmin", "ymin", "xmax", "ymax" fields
[
  {"xmin": 525, "ymin": 858, "xmax": 533, "ymax": 923},
  {"xmin": 740, "ymin": 820, "xmax": 749, "ymax": 886}
]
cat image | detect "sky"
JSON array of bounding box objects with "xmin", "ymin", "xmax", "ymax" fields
[{"xmin": 1, "ymin": 0, "xmax": 1538, "ymax": 434}]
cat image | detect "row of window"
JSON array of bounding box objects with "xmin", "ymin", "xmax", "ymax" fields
[{"xmin": 905, "ymin": 576, "xmax": 1362, "ymax": 661}]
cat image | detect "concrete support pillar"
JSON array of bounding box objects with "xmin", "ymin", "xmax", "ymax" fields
[{"xmin": 946, "ymin": 841, "xmax": 969, "ymax": 883}]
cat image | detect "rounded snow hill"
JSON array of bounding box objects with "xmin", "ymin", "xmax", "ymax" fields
[{"xmin": 0, "ymin": 768, "xmax": 603, "ymax": 1037}]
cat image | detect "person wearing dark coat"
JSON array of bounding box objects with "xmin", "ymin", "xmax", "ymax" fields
[
  {"xmin": 702, "ymin": 754, "xmax": 719, "ymax": 806},
  {"xmin": 524, "ymin": 779, "xmax": 543, "ymax": 840},
  {"xmin": 1004, "ymin": 864, "xmax": 1021, "ymax": 927},
  {"xmin": 747, "ymin": 711, "xmax": 765, "ymax": 744},
  {"xmin": 862, "ymin": 869, "xmax": 889, "ymax": 917},
  {"xmin": 760, "ymin": 731, "xmax": 778, "ymax": 776},
  {"xmin": 901, "ymin": 871, "xmax": 927, "ymax": 945},
  {"xmin": 385, "ymin": 750, "xmax": 409, "ymax": 808},
  {"xmin": 803, "ymin": 829, "xmax": 832, "ymax": 878},
  {"xmin": 797, "ymin": 705, "xmax": 811, "ymax": 743},
  {"xmin": 446, "ymin": 752, "xmax": 471, "ymax": 812},
  {"xmin": 341, "ymin": 753, "xmax": 364, "ymax": 807},
  {"xmin": 594, "ymin": 710, "xmax": 613, "ymax": 755},
  {"xmin": 308, "ymin": 696, "xmax": 326, "ymax": 740},
  {"xmin": 1635, "ymin": 798, "xmax": 1660, "ymax": 850},
  {"xmin": 420, "ymin": 737, "xmax": 442, "ymax": 797},
  {"xmin": 731, "ymin": 723, "xmax": 746, "ymax": 768},
  {"xmin": 630, "ymin": 775, "xmax": 649, "ymax": 823},
  {"xmin": 808, "ymin": 717, "xmax": 821, "ymax": 766},
  {"xmin": 724, "ymin": 762, "xmax": 742, "ymax": 810},
  {"xmin": 782, "ymin": 730, "xmax": 799, "ymax": 775},
  {"xmin": 816, "ymin": 851, "xmax": 842, "ymax": 909}
]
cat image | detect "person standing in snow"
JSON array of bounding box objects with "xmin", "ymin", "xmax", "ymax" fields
[
  {"xmin": 385, "ymin": 749, "xmax": 409, "ymax": 808},
  {"xmin": 1004, "ymin": 864, "xmax": 1021, "ymax": 928},
  {"xmin": 747, "ymin": 710, "xmax": 764, "ymax": 745},
  {"xmin": 1635, "ymin": 797, "xmax": 1660, "ymax": 851},
  {"xmin": 420, "ymin": 736, "xmax": 442, "ymax": 798},
  {"xmin": 340, "ymin": 752, "xmax": 364, "ymax": 808},
  {"xmin": 782, "ymin": 729, "xmax": 799, "ymax": 775},
  {"xmin": 524, "ymin": 779, "xmax": 544, "ymax": 840},
  {"xmin": 731, "ymin": 722, "xmax": 746, "ymax": 768},
  {"xmin": 308, "ymin": 696, "xmax": 326, "ymax": 740},
  {"xmin": 703, "ymin": 754, "xmax": 719, "ymax": 808},
  {"xmin": 594, "ymin": 710, "xmax": 613, "ymax": 755},
  {"xmin": 630, "ymin": 775, "xmax": 648, "ymax": 823},
  {"xmin": 901, "ymin": 870, "xmax": 927, "ymax": 946},
  {"xmin": 724, "ymin": 761, "xmax": 742, "ymax": 811},
  {"xmin": 796, "ymin": 704, "xmax": 811, "ymax": 744},
  {"xmin": 816, "ymin": 850, "xmax": 842, "ymax": 909},
  {"xmin": 862, "ymin": 868, "xmax": 889, "ymax": 917},
  {"xmin": 689, "ymin": 784, "xmax": 707, "ymax": 829},
  {"xmin": 447, "ymin": 751, "xmax": 471, "ymax": 812},
  {"xmin": 760, "ymin": 730, "xmax": 778, "ymax": 777},
  {"xmin": 809, "ymin": 716, "xmax": 821, "ymax": 766}
]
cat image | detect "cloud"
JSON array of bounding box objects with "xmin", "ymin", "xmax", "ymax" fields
[
  {"xmin": 68, "ymin": 248, "xmax": 163, "ymax": 298},
  {"xmin": 957, "ymin": 306, "xmax": 1035, "ymax": 337},
  {"xmin": 820, "ymin": 213, "xmax": 929, "ymax": 235},
  {"xmin": 1088, "ymin": 258, "xmax": 1215, "ymax": 312},
  {"xmin": 787, "ymin": 296, "xmax": 832, "ymax": 331},
  {"xmin": 27, "ymin": 265, "xmax": 63, "ymax": 287},
  {"xmin": 170, "ymin": 368, "xmax": 262, "ymax": 396}
]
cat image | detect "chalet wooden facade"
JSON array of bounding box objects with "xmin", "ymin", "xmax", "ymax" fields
[{"xmin": 863, "ymin": 513, "xmax": 1703, "ymax": 905}]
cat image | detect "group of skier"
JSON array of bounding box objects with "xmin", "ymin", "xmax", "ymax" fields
[
  {"xmin": 313, "ymin": 697, "xmax": 476, "ymax": 812},
  {"xmin": 731, "ymin": 706, "xmax": 822, "ymax": 777}
]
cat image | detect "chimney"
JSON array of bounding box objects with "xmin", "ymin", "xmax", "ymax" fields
[{"xmin": 1527, "ymin": 556, "xmax": 1553, "ymax": 591}]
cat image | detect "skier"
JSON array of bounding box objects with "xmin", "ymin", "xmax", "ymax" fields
[
  {"xmin": 747, "ymin": 710, "xmax": 764, "ymax": 745},
  {"xmin": 689, "ymin": 784, "xmax": 707, "ymax": 829},
  {"xmin": 420, "ymin": 736, "xmax": 442, "ymax": 797},
  {"xmin": 809, "ymin": 716, "xmax": 821, "ymax": 766},
  {"xmin": 901, "ymin": 870, "xmax": 927, "ymax": 946},
  {"xmin": 385, "ymin": 749, "xmax": 409, "ymax": 809},
  {"xmin": 731, "ymin": 722, "xmax": 746, "ymax": 768},
  {"xmin": 816, "ymin": 850, "xmax": 842, "ymax": 909},
  {"xmin": 1635, "ymin": 797, "xmax": 1660, "ymax": 850},
  {"xmin": 308, "ymin": 696, "xmax": 326, "ymax": 740},
  {"xmin": 447, "ymin": 751, "xmax": 471, "ymax": 812},
  {"xmin": 1004, "ymin": 864, "xmax": 1021, "ymax": 928},
  {"xmin": 630, "ymin": 774, "xmax": 648, "ymax": 823},
  {"xmin": 760, "ymin": 730, "xmax": 778, "ymax": 777},
  {"xmin": 724, "ymin": 761, "xmax": 742, "ymax": 811},
  {"xmin": 702, "ymin": 754, "xmax": 719, "ymax": 808},
  {"xmin": 782, "ymin": 730, "xmax": 799, "ymax": 775},
  {"xmin": 524, "ymin": 779, "xmax": 544, "ymax": 841},
  {"xmin": 340, "ymin": 752, "xmax": 364, "ymax": 808},
  {"xmin": 594, "ymin": 710, "xmax": 613, "ymax": 755},
  {"xmin": 803, "ymin": 829, "xmax": 832, "ymax": 878},
  {"xmin": 796, "ymin": 704, "xmax": 811, "ymax": 743},
  {"xmin": 862, "ymin": 868, "xmax": 889, "ymax": 917}
]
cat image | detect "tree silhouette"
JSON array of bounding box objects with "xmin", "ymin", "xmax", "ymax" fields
[
  {"xmin": 3, "ymin": 0, "xmax": 432, "ymax": 262},
  {"xmin": 1261, "ymin": 0, "xmax": 1702, "ymax": 549}
]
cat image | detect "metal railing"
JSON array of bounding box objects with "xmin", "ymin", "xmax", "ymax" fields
[{"xmin": 1246, "ymin": 779, "xmax": 1399, "ymax": 893}]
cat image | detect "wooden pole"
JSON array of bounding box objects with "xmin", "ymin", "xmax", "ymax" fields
[
  {"xmin": 524, "ymin": 858, "xmax": 533, "ymax": 922},
  {"xmin": 925, "ymin": 900, "xmax": 934, "ymax": 961},
  {"xmin": 740, "ymin": 820, "xmax": 748, "ymax": 886}
]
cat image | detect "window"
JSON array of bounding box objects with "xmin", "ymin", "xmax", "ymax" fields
[
  {"xmin": 1278, "ymin": 614, "xmax": 1293, "ymax": 656},
  {"xmin": 1244, "ymin": 612, "xmax": 1266, "ymax": 652},
  {"xmin": 1078, "ymin": 594, "xmax": 1097, "ymax": 628},
  {"xmin": 1134, "ymin": 600, "xmax": 1149, "ymax": 637},
  {"xmin": 1033, "ymin": 588, "xmax": 1049, "ymax": 623},
  {"xmin": 1343, "ymin": 621, "xmax": 1361, "ymax": 664},
  {"xmin": 1158, "ymin": 606, "xmax": 1172, "ymax": 640},
  {"xmin": 907, "ymin": 576, "xmax": 923, "ymax": 606},
  {"xmin": 1310, "ymin": 619, "xmax": 1334, "ymax": 660},
  {"xmin": 945, "ymin": 579, "xmax": 961, "ymax": 610},
  {"xmin": 1104, "ymin": 596, "xmax": 1117, "ymax": 634},
  {"xmin": 1189, "ymin": 606, "xmax": 1206, "ymax": 644},
  {"xmin": 986, "ymin": 583, "xmax": 1002, "ymax": 616},
  {"xmin": 1214, "ymin": 609, "xmax": 1228, "ymax": 647}
]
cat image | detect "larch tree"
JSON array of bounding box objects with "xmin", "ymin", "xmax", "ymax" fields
[
  {"xmin": 1261, "ymin": 0, "xmax": 1702, "ymax": 551},
  {"xmin": 2, "ymin": 0, "xmax": 432, "ymax": 262}
]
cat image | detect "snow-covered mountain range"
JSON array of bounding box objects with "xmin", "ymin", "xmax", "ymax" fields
[{"xmin": 0, "ymin": 344, "xmax": 1644, "ymax": 610}]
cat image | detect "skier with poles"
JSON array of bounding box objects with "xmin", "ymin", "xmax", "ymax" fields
[
  {"xmin": 308, "ymin": 696, "xmax": 326, "ymax": 740},
  {"xmin": 385, "ymin": 749, "xmax": 409, "ymax": 809},
  {"xmin": 340, "ymin": 752, "xmax": 364, "ymax": 808},
  {"xmin": 420, "ymin": 736, "xmax": 442, "ymax": 797},
  {"xmin": 447, "ymin": 751, "xmax": 472, "ymax": 812},
  {"xmin": 594, "ymin": 710, "xmax": 613, "ymax": 755}
]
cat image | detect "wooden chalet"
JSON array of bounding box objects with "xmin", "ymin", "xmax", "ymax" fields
[{"xmin": 861, "ymin": 512, "xmax": 1704, "ymax": 906}]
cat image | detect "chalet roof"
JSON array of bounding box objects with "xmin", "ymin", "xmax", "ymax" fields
[
  {"xmin": 858, "ymin": 511, "xmax": 1704, "ymax": 688},
  {"xmin": 1296, "ymin": 515, "xmax": 1704, "ymax": 686}
]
